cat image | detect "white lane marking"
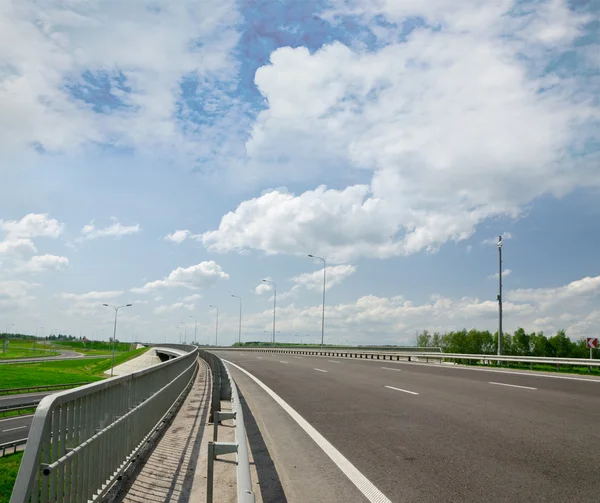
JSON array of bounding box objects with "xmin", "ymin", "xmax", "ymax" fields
[
  {"xmin": 2, "ymin": 425, "xmax": 28, "ymax": 432},
  {"xmin": 293, "ymin": 356, "xmax": 303, "ymax": 359},
  {"xmin": 314, "ymin": 368, "xmax": 328, "ymax": 373},
  {"xmin": 489, "ymin": 382, "xmax": 537, "ymax": 390},
  {"xmin": 224, "ymin": 360, "xmax": 393, "ymax": 503},
  {"xmin": 280, "ymin": 361, "xmax": 288, "ymax": 364},
  {"xmin": 381, "ymin": 367, "xmax": 402, "ymax": 372},
  {"xmin": 328, "ymin": 360, "xmax": 340, "ymax": 363},
  {"xmin": 256, "ymin": 357, "xmax": 263, "ymax": 359},
  {"xmin": 384, "ymin": 385, "xmax": 419, "ymax": 395},
  {"xmin": 0, "ymin": 414, "xmax": 34, "ymax": 423}
]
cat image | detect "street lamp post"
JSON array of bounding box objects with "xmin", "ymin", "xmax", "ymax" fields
[
  {"xmin": 102, "ymin": 303, "xmax": 133, "ymax": 377},
  {"xmin": 497, "ymin": 236, "xmax": 503, "ymax": 356},
  {"xmin": 262, "ymin": 280, "xmax": 277, "ymax": 344},
  {"xmin": 190, "ymin": 316, "xmax": 197, "ymax": 345},
  {"xmin": 308, "ymin": 254, "xmax": 326, "ymax": 350},
  {"xmin": 209, "ymin": 305, "xmax": 219, "ymax": 346},
  {"xmin": 231, "ymin": 295, "xmax": 242, "ymax": 345}
]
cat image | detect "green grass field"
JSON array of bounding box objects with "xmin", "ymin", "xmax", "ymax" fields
[
  {"xmin": 0, "ymin": 452, "xmax": 23, "ymax": 503},
  {"xmin": 48, "ymin": 340, "xmax": 135, "ymax": 355},
  {"xmin": 0, "ymin": 348, "xmax": 149, "ymax": 390},
  {"xmin": 0, "ymin": 348, "xmax": 60, "ymax": 360}
]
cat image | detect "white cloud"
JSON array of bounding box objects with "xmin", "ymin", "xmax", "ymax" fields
[
  {"xmin": 21, "ymin": 254, "xmax": 69, "ymax": 273},
  {"xmin": 164, "ymin": 230, "xmax": 191, "ymax": 244},
  {"xmin": 0, "ymin": 214, "xmax": 64, "ymax": 239},
  {"xmin": 204, "ymin": 0, "xmax": 598, "ymax": 261},
  {"xmin": 507, "ymin": 276, "xmax": 600, "ymax": 306},
  {"xmin": 488, "ymin": 269, "xmax": 512, "ymax": 280},
  {"xmin": 0, "ymin": 0, "xmax": 241, "ymax": 164},
  {"xmin": 0, "ymin": 238, "xmax": 37, "ymax": 257},
  {"xmin": 80, "ymin": 219, "xmax": 140, "ymax": 240},
  {"xmin": 0, "ymin": 280, "xmax": 38, "ymax": 309},
  {"xmin": 183, "ymin": 293, "xmax": 203, "ymax": 302},
  {"xmin": 255, "ymin": 282, "xmax": 273, "ymax": 295},
  {"xmin": 292, "ymin": 264, "xmax": 356, "ymax": 291},
  {"xmin": 482, "ymin": 232, "xmax": 513, "ymax": 245},
  {"xmin": 131, "ymin": 261, "xmax": 229, "ymax": 293},
  {"xmin": 59, "ymin": 290, "xmax": 123, "ymax": 301},
  {"xmin": 240, "ymin": 274, "xmax": 600, "ymax": 343},
  {"xmin": 155, "ymin": 302, "xmax": 195, "ymax": 314}
]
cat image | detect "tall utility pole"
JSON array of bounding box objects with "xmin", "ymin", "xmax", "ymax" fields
[
  {"xmin": 103, "ymin": 303, "xmax": 133, "ymax": 377},
  {"xmin": 308, "ymin": 255, "xmax": 326, "ymax": 350},
  {"xmin": 190, "ymin": 316, "xmax": 197, "ymax": 345},
  {"xmin": 231, "ymin": 295, "xmax": 242, "ymax": 345},
  {"xmin": 209, "ymin": 305, "xmax": 219, "ymax": 346},
  {"xmin": 497, "ymin": 236, "xmax": 503, "ymax": 356},
  {"xmin": 262, "ymin": 280, "xmax": 276, "ymax": 343}
]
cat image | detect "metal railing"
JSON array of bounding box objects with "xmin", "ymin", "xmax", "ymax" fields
[
  {"xmin": 0, "ymin": 402, "xmax": 40, "ymax": 417},
  {"xmin": 198, "ymin": 350, "xmax": 254, "ymax": 503},
  {"xmin": 10, "ymin": 345, "xmax": 198, "ymax": 503},
  {"xmin": 1, "ymin": 438, "xmax": 27, "ymax": 457},
  {"xmin": 219, "ymin": 347, "xmax": 600, "ymax": 370},
  {"xmin": 0, "ymin": 383, "xmax": 91, "ymax": 396}
]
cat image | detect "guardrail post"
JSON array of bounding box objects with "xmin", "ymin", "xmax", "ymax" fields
[{"xmin": 207, "ymin": 442, "xmax": 215, "ymax": 503}]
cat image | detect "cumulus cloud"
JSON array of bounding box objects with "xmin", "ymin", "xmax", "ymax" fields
[
  {"xmin": 164, "ymin": 230, "xmax": 192, "ymax": 244},
  {"xmin": 0, "ymin": 238, "xmax": 37, "ymax": 257},
  {"xmin": 155, "ymin": 302, "xmax": 195, "ymax": 314},
  {"xmin": 183, "ymin": 293, "xmax": 203, "ymax": 302},
  {"xmin": 204, "ymin": 0, "xmax": 598, "ymax": 261},
  {"xmin": 240, "ymin": 274, "xmax": 600, "ymax": 343},
  {"xmin": 292, "ymin": 264, "xmax": 356, "ymax": 291},
  {"xmin": 255, "ymin": 282, "xmax": 273, "ymax": 295},
  {"xmin": 80, "ymin": 219, "xmax": 141, "ymax": 240},
  {"xmin": 482, "ymin": 232, "xmax": 513, "ymax": 245},
  {"xmin": 488, "ymin": 269, "xmax": 512, "ymax": 280},
  {"xmin": 59, "ymin": 290, "xmax": 124, "ymax": 301},
  {"xmin": 0, "ymin": 214, "xmax": 64, "ymax": 240},
  {"xmin": 0, "ymin": 280, "xmax": 38, "ymax": 309},
  {"xmin": 131, "ymin": 261, "xmax": 229, "ymax": 293},
  {"xmin": 21, "ymin": 254, "xmax": 69, "ymax": 273},
  {"xmin": 0, "ymin": 0, "xmax": 241, "ymax": 164}
]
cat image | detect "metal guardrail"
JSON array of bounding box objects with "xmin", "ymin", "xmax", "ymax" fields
[
  {"xmin": 10, "ymin": 345, "xmax": 199, "ymax": 503},
  {"xmin": 0, "ymin": 383, "xmax": 90, "ymax": 396},
  {"xmin": 1, "ymin": 438, "xmax": 27, "ymax": 457},
  {"xmin": 198, "ymin": 350, "xmax": 254, "ymax": 503},
  {"xmin": 223, "ymin": 347, "xmax": 600, "ymax": 370},
  {"xmin": 0, "ymin": 402, "xmax": 40, "ymax": 417}
]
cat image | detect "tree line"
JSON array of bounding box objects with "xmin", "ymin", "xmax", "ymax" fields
[{"xmin": 415, "ymin": 328, "xmax": 593, "ymax": 358}]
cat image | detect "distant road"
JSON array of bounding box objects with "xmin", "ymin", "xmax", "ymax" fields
[
  {"xmin": 0, "ymin": 351, "xmax": 110, "ymax": 364},
  {"xmin": 0, "ymin": 415, "xmax": 33, "ymax": 444},
  {"xmin": 216, "ymin": 350, "xmax": 600, "ymax": 503},
  {"xmin": 0, "ymin": 392, "xmax": 53, "ymax": 408}
]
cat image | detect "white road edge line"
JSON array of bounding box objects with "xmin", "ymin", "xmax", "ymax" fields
[
  {"xmin": 381, "ymin": 367, "xmax": 402, "ymax": 372},
  {"xmin": 328, "ymin": 360, "xmax": 340, "ymax": 363},
  {"xmin": 280, "ymin": 361, "xmax": 288, "ymax": 364},
  {"xmin": 314, "ymin": 368, "xmax": 328, "ymax": 373},
  {"xmin": 489, "ymin": 381, "xmax": 537, "ymax": 390},
  {"xmin": 0, "ymin": 414, "xmax": 35, "ymax": 423},
  {"xmin": 2, "ymin": 425, "xmax": 28, "ymax": 432},
  {"xmin": 293, "ymin": 356, "xmax": 303, "ymax": 359},
  {"xmin": 384, "ymin": 385, "xmax": 419, "ymax": 395},
  {"xmin": 224, "ymin": 359, "xmax": 393, "ymax": 503}
]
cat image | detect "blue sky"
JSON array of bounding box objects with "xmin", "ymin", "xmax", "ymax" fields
[{"xmin": 0, "ymin": 0, "xmax": 599, "ymax": 345}]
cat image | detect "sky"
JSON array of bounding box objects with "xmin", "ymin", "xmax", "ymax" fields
[{"xmin": 0, "ymin": 0, "xmax": 599, "ymax": 346}]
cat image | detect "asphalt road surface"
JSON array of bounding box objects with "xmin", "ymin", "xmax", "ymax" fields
[
  {"xmin": 0, "ymin": 415, "xmax": 33, "ymax": 444},
  {"xmin": 0, "ymin": 392, "xmax": 52, "ymax": 408},
  {"xmin": 215, "ymin": 350, "xmax": 600, "ymax": 503}
]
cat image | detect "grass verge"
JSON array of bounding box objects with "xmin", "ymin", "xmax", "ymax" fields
[
  {"xmin": 0, "ymin": 452, "xmax": 23, "ymax": 503},
  {"xmin": 0, "ymin": 348, "xmax": 149, "ymax": 389},
  {"xmin": 0, "ymin": 349, "xmax": 60, "ymax": 360}
]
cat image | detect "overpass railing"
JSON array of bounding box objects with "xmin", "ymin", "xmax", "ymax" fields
[
  {"xmin": 217, "ymin": 347, "xmax": 600, "ymax": 370},
  {"xmin": 10, "ymin": 345, "xmax": 198, "ymax": 503},
  {"xmin": 198, "ymin": 350, "xmax": 254, "ymax": 503}
]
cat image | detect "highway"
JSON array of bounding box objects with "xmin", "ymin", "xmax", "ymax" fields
[
  {"xmin": 0, "ymin": 350, "xmax": 87, "ymax": 364},
  {"xmin": 0, "ymin": 392, "xmax": 52, "ymax": 446},
  {"xmin": 215, "ymin": 350, "xmax": 600, "ymax": 503}
]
